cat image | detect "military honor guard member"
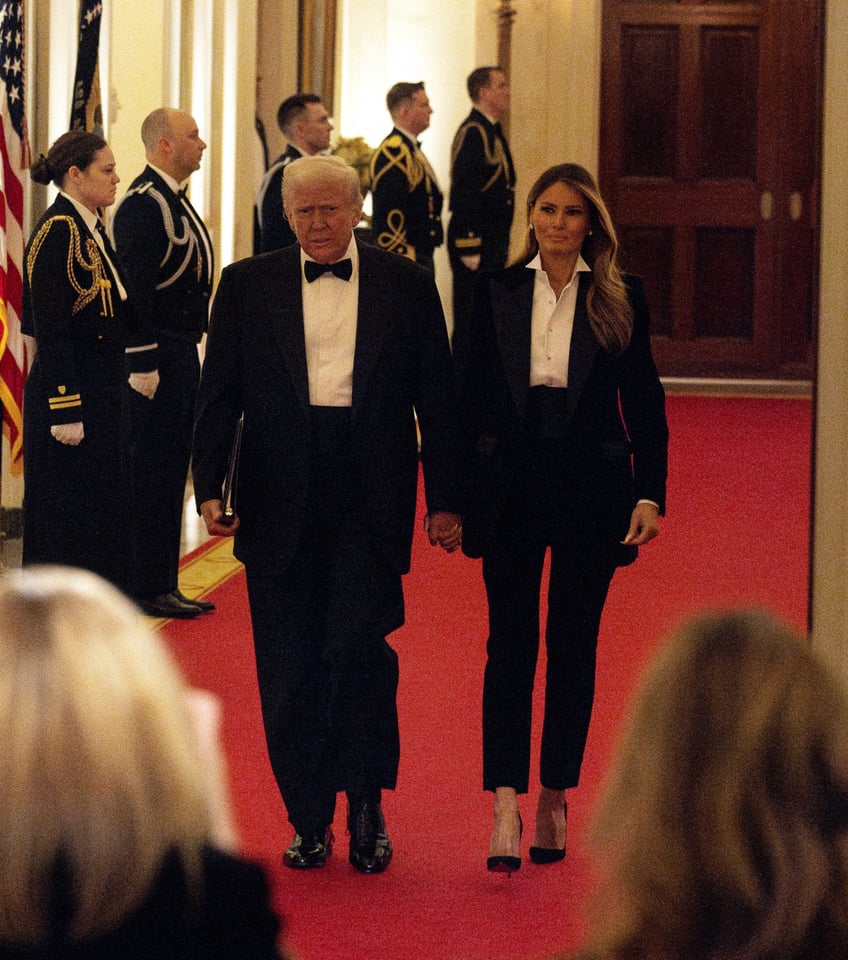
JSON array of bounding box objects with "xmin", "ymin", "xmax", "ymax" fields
[
  {"xmin": 254, "ymin": 93, "xmax": 333, "ymax": 253},
  {"xmin": 113, "ymin": 108, "xmax": 214, "ymax": 620},
  {"xmin": 22, "ymin": 131, "xmax": 159, "ymax": 594},
  {"xmin": 369, "ymin": 81, "xmax": 443, "ymax": 272},
  {"xmin": 448, "ymin": 66, "xmax": 516, "ymax": 332}
]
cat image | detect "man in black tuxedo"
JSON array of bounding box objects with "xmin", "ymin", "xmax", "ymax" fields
[
  {"xmin": 448, "ymin": 66, "xmax": 516, "ymax": 335},
  {"xmin": 253, "ymin": 93, "xmax": 333, "ymax": 253},
  {"xmin": 113, "ymin": 108, "xmax": 214, "ymax": 620},
  {"xmin": 192, "ymin": 155, "xmax": 462, "ymax": 874}
]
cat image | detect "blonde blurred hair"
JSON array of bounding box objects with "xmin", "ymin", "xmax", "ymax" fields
[
  {"xmin": 583, "ymin": 608, "xmax": 848, "ymax": 960},
  {"xmin": 519, "ymin": 163, "xmax": 632, "ymax": 355},
  {"xmin": 0, "ymin": 566, "xmax": 211, "ymax": 945}
]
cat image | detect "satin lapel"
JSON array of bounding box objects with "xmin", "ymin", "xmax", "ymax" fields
[
  {"xmin": 566, "ymin": 273, "xmax": 600, "ymax": 423},
  {"xmin": 350, "ymin": 243, "xmax": 384, "ymax": 425},
  {"xmin": 264, "ymin": 248, "xmax": 311, "ymax": 417},
  {"xmin": 491, "ymin": 270, "xmax": 534, "ymax": 423}
]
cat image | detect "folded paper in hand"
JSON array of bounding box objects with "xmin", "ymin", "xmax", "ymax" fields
[{"xmin": 221, "ymin": 414, "xmax": 244, "ymax": 526}]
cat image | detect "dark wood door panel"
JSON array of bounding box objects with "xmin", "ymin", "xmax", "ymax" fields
[{"xmin": 601, "ymin": 0, "xmax": 819, "ymax": 380}]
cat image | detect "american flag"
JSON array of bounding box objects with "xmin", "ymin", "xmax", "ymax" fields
[{"xmin": 0, "ymin": 0, "xmax": 30, "ymax": 468}]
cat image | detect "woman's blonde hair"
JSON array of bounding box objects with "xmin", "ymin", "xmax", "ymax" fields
[
  {"xmin": 0, "ymin": 566, "xmax": 212, "ymax": 945},
  {"xmin": 583, "ymin": 609, "xmax": 848, "ymax": 960},
  {"xmin": 519, "ymin": 163, "xmax": 633, "ymax": 355}
]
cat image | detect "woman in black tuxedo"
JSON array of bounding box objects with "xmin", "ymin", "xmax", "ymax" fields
[{"xmin": 454, "ymin": 163, "xmax": 668, "ymax": 874}]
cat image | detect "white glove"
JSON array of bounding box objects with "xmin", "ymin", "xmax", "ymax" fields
[
  {"xmin": 129, "ymin": 369, "xmax": 160, "ymax": 399},
  {"xmin": 460, "ymin": 254, "xmax": 481, "ymax": 271},
  {"xmin": 51, "ymin": 422, "xmax": 84, "ymax": 445}
]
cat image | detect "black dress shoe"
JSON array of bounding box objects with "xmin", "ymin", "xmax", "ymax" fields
[
  {"xmin": 348, "ymin": 801, "xmax": 393, "ymax": 874},
  {"xmin": 138, "ymin": 592, "xmax": 202, "ymax": 619},
  {"xmin": 283, "ymin": 829, "xmax": 333, "ymax": 869},
  {"xmin": 173, "ymin": 589, "xmax": 216, "ymax": 612}
]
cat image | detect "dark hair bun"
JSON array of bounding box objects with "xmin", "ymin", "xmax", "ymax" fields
[{"xmin": 30, "ymin": 154, "xmax": 53, "ymax": 186}]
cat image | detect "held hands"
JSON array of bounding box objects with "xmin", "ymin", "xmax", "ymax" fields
[
  {"xmin": 128, "ymin": 370, "xmax": 160, "ymax": 399},
  {"xmin": 200, "ymin": 499, "xmax": 240, "ymax": 537},
  {"xmin": 621, "ymin": 501, "xmax": 660, "ymax": 546},
  {"xmin": 459, "ymin": 254, "xmax": 481, "ymax": 272},
  {"xmin": 424, "ymin": 511, "xmax": 463, "ymax": 553},
  {"xmin": 51, "ymin": 422, "xmax": 84, "ymax": 446}
]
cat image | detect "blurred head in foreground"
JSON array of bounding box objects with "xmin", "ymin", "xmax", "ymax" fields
[
  {"xmin": 582, "ymin": 608, "xmax": 848, "ymax": 960},
  {"xmin": 0, "ymin": 565, "xmax": 211, "ymax": 945}
]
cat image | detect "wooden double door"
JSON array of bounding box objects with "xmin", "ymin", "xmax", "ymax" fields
[{"xmin": 600, "ymin": 0, "xmax": 821, "ymax": 379}]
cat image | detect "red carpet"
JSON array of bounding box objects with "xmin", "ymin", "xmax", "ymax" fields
[{"xmin": 163, "ymin": 395, "xmax": 812, "ymax": 960}]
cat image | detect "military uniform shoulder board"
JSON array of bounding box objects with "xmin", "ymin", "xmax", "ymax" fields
[{"xmin": 126, "ymin": 180, "xmax": 154, "ymax": 196}]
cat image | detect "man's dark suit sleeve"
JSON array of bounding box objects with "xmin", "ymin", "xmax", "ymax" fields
[
  {"xmin": 448, "ymin": 122, "xmax": 488, "ymax": 259},
  {"xmin": 192, "ymin": 262, "xmax": 245, "ymax": 509},
  {"xmin": 407, "ymin": 265, "xmax": 462, "ymax": 515}
]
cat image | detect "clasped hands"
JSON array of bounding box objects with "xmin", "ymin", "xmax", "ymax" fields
[{"xmin": 424, "ymin": 511, "xmax": 462, "ymax": 553}]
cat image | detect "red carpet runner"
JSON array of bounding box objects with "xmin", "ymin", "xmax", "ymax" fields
[{"xmin": 163, "ymin": 395, "xmax": 812, "ymax": 960}]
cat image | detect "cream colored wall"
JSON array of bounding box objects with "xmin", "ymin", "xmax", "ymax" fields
[
  {"xmin": 108, "ymin": 2, "xmax": 168, "ymax": 193},
  {"xmin": 810, "ymin": 3, "xmax": 848, "ymax": 662}
]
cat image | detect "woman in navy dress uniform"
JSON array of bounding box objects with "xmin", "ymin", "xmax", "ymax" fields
[{"xmin": 22, "ymin": 131, "xmax": 158, "ymax": 592}]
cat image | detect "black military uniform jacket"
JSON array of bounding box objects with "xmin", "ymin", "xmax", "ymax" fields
[
  {"xmin": 369, "ymin": 127, "xmax": 443, "ymax": 262},
  {"xmin": 113, "ymin": 165, "xmax": 213, "ymax": 345},
  {"xmin": 448, "ymin": 109, "xmax": 515, "ymax": 265},
  {"xmin": 253, "ymin": 144, "xmax": 302, "ymax": 253}
]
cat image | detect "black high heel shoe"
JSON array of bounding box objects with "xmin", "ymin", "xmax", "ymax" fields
[
  {"xmin": 487, "ymin": 813, "xmax": 523, "ymax": 876},
  {"xmin": 529, "ymin": 799, "xmax": 567, "ymax": 864}
]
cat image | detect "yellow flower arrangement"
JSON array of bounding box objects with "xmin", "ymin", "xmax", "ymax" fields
[{"xmin": 332, "ymin": 136, "xmax": 373, "ymax": 199}]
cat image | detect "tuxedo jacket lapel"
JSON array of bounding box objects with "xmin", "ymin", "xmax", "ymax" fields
[
  {"xmin": 566, "ymin": 273, "xmax": 600, "ymax": 422},
  {"xmin": 350, "ymin": 244, "xmax": 386, "ymax": 422},
  {"xmin": 263, "ymin": 248, "xmax": 311, "ymax": 417},
  {"xmin": 491, "ymin": 273, "xmax": 533, "ymax": 423}
]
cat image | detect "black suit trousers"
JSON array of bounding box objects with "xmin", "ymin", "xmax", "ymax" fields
[
  {"xmin": 246, "ymin": 407, "xmax": 403, "ymax": 835},
  {"xmin": 128, "ymin": 339, "xmax": 200, "ymax": 597},
  {"xmin": 481, "ymin": 434, "xmax": 617, "ymax": 793}
]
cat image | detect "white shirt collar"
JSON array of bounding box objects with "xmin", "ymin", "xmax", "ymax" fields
[
  {"xmin": 527, "ymin": 252, "xmax": 591, "ymax": 285},
  {"xmin": 148, "ymin": 162, "xmax": 184, "ymax": 195},
  {"xmin": 396, "ymin": 125, "xmax": 421, "ymax": 144},
  {"xmin": 59, "ymin": 191, "xmax": 100, "ymax": 233}
]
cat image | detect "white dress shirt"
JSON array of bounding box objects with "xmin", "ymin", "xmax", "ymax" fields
[
  {"xmin": 301, "ymin": 237, "xmax": 359, "ymax": 406},
  {"xmin": 527, "ymin": 253, "xmax": 590, "ymax": 388}
]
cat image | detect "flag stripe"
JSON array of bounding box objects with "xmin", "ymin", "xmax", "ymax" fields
[{"xmin": 0, "ymin": 0, "xmax": 30, "ymax": 465}]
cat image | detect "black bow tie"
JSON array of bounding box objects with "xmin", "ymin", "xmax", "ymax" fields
[{"xmin": 304, "ymin": 258, "xmax": 352, "ymax": 282}]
